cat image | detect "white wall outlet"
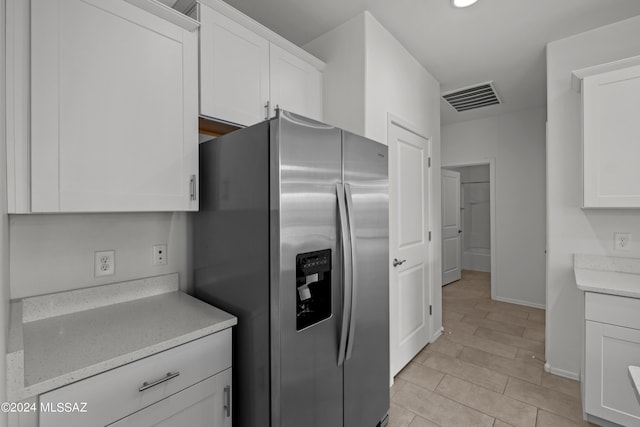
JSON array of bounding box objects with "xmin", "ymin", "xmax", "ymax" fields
[
  {"xmin": 614, "ymin": 232, "xmax": 631, "ymax": 252},
  {"xmin": 152, "ymin": 244, "xmax": 168, "ymax": 266},
  {"xmin": 95, "ymin": 250, "xmax": 115, "ymax": 277}
]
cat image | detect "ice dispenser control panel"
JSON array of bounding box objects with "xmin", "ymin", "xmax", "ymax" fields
[{"xmin": 296, "ymin": 249, "xmax": 331, "ymax": 331}]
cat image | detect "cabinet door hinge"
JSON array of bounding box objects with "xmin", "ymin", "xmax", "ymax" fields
[
  {"xmin": 429, "ymin": 305, "xmax": 432, "ymax": 316},
  {"xmin": 428, "ymin": 231, "xmax": 432, "ymax": 241},
  {"xmin": 428, "ymin": 157, "xmax": 431, "ymax": 167}
]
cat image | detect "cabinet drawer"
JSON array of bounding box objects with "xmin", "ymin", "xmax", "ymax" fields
[
  {"xmin": 40, "ymin": 329, "xmax": 231, "ymax": 427},
  {"xmin": 585, "ymin": 292, "xmax": 640, "ymax": 329}
]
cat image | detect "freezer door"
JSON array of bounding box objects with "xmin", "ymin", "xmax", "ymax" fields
[
  {"xmin": 342, "ymin": 132, "xmax": 390, "ymax": 427},
  {"xmin": 270, "ymin": 111, "xmax": 344, "ymax": 427}
]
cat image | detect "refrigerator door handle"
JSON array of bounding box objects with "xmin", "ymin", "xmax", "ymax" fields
[
  {"xmin": 336, "ymin": 183, "xmax": 352, "ymax": 366},
  {"xmin": 344, "ymin": 183, "xmax": 358, "ymax": 361}
]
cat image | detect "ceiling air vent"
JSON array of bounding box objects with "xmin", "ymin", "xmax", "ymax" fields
[{"xmin": 442, "ymin": 81, "xmax": 501, "ymax": 112}]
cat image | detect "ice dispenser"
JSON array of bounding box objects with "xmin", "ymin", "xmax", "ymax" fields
[{"xmin": 296, "ymin": 249, "xmax": 332, "ymax": 331}]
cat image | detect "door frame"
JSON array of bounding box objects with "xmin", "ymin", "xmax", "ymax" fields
[
  {"xmin": 441, "ymin": 159, "xmax": 497, "ymax": 300},
  {"xmin": 386, "ymin": 113, "xmax": 436, "ymax": 380}
]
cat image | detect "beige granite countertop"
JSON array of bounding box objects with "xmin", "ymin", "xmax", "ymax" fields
[{"xmin": 7, "ymin": 274, "xmax": 237, "ymax": 401}]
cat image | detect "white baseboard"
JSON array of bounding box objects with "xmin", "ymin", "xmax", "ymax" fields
[
  {"xmin": 544, "ymin": 363, "xmax": 580, "ymax": 380},
  {"xmin": 430, "ymin": 327, "xmax": 444, "ymax": 343},
  {"xmin": 494, "ymin": 296, "xmax": 545, "ymax": 310}
]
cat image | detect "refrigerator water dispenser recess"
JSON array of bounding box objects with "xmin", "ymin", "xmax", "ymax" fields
[{"xmin": 296, "ymin": 249, "xmax": 332, "ymax": 331}]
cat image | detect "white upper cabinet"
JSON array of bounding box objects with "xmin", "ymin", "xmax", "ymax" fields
[
  {"xmin": 197, "ymin": 0, "xmax": 324, "ymax": 127},
  {"xmin": 578, "ymin": 59, "xmax": 640, "ymax": 208},
  {"xmin": 199, "ymin": 4, "xmax": 270, "ymax": 126},
  {"xmin": 8, "ymin": 0, "xmax": 199, "ymax": 213},
  {"xmin": 269, "ymin": 44, "xmax": 323, "ymax": 122}
]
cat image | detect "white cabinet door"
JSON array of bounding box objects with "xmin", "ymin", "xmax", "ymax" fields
[
  {"xmin": 31, "ymin": 0, "xmax": 198, "ymax": 212},
  {"xmin": 199, "ymin": 3, "xmax": 270, "ymax": 126},
  {"xmin": 109, "ymin": 368, "xmax": 232, "ymax": 427},
  {"xmin": 585, "ymin": 320, "xmax": 640, "ymax": 426},
  {"xmin": 583, "ymin": 64, "xmax": 640, "ymax": 208},
  {"xmin": 269, "ymin": 44, "xmax": 323, "ymax": 121}
]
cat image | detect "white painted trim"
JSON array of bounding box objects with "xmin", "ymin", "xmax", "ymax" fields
[
  {"xmin": 442, "ymin": 159, "xmax": 497, "ymax": 301},
  {"xmin": 197, "ymin": 0, "xmax": 325, "ymax": 70},
  {"xmin": 5, "ymin": 0, "xmax": 30, "ymax": 213},
  {"xmin": 125, "ymin": 0, "xmax": 200, "ymax": 31},
  {"xmin": 430, "ymin": 327, "xmax": 444, "ymax": 343},
  {"xmin": 544, "ymin": 363, "xmax": 580, "ymax": 381},
  {"xmin": 571, "ymin": 54, "xmax": 640, "ymax": 92},
  {"xmin": 494, "ymin": 296, "xmax": 545, "ymax": 310}
]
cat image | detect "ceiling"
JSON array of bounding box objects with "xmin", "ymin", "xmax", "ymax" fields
[{"xmin": 221, "ymin": 0, "xmax": 640, "ymax": 124}]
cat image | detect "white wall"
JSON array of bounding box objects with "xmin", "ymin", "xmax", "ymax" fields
[
  {"xmin": 1, "ymin": 0, "xmax": 10, "ymax": 424},
  {"xmin": 546, "ymin": 15, "xmax": 640, "ymax": 378},
  {"xmin": 363, "ymin": 12, "xmax": 443, "ymax": 338},
  {"xmin": 442, "ymin": 107, "xmax": 546, "ymax": 308},
  {"xmin": 10, "ymin": 213, "xmax": 190, "ymax": 299},
  {"xmin": 304, "ymin": 14, "xmax": 365, "ymax": 136},
  {"xmin": 306, "ymin": 11, "xmax": 443, "ymax": 339}
]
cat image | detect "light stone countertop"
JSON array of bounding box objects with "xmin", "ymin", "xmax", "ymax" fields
[
  {"xmin": 7, "ymin": 274, "xmax": 237, "ymax": 401},
  {"xmin": 574, "ymin": 254, "xmax": 640, "ymax": 298},
  {"xmin": 631, "ymin": 366, "xmax": 640, "ymax": 402}
]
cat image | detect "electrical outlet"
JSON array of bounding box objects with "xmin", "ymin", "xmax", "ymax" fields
[
  {"xmin": 614, "ymin": 232, "xmax": 631, "ymax": 252},
  {"xmin": 95, "ymin": 250, "xmax": 115, "ymax": 277},
  {"xmin": 152, "ymin": 244, "xmax": 168, "ymax": 266}
]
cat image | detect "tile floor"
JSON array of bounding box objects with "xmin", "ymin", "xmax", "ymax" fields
[{"xmin": 389, "ymin": 270, "xmax": 596, "ymax": 427}]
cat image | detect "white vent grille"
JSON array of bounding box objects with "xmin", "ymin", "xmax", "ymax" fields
[{"xmin": 442, "ymin": 81, "xmax": 501, "ymax": 112}]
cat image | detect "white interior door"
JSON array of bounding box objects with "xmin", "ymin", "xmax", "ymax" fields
[
  {"xmin": 442, "ymin": 169, "xmax": 461, "ymax": 285},
  {"xmin": 389, "ymin": 121, "xmax": 431, "ymax": 378}
]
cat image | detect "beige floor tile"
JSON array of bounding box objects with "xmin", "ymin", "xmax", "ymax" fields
[
  {"xmin": 388, "ymin": 403, "xmax": 416, "ymax": 427},
  {"xmin": 459, "ymin": 347, "xmax": 542, "ymax": 385},
  {"xmin": 446, "ymin": 330, "xmax": 519, "ymax": 359},
  {"xmin": 435, "ymin": 375, "xmax": 537, "ymax": 427},
  {"xmin": 397, "ymin": 361, "xmax": 445, "ymax": 391},
  {"xmin": 526, "ymin": 309, "xmax": 545, "ymax": 324},
  {"xmin": 409, "ymin": 415, "xmax": 440, "ymax": 427},
  {"xmin": 417, "ymin": 336, "xmax": 464, "ymax": 359},
  {"xmin": 535, "ymin": 409, "xmax": 597, "ymax": 427},
  {"xmin": 486, "ymin": 312, "xmax": 547, "ymax": 330},
  {"xmin": 523, "ymin": 327, "xmax": 545, "ymax": 342},
  {"xmin": 392, "ymin": 382, "xmax": 495, "ymax": 427},
  {"xmin": 494, "ymin": 421, "xmax": 515, "ymax": 427},
  {"xmin": 443, "ymin": 319, "xmax": 479, "ymax": 336},
  {"xmin": 474, "ymin": 327, "xmax": 545, "ymax": 354},
  {"xmin": 474, "ymin": 302, "xmax": 530, "ymax": 319},
  {"xmin": 443, "ymin": 310, "xmax": 465, "ymax": 324},
  {"xmin": 391, "ymin": 377, "xmax": 409, "ymax": 398},
  {"xmin": 444, "ymin": 304, "xmax": 490, "ymax": 319},
  {"xmin": 461, "ymin": 316, "xmax": 526, "ymax": 337},
  {"xmin": 514, "ymin": 348, "xmax": 546, "ymax": 367},
  {"xmin": 505, "ymin": 378, "xmax": 583, "ymax": 423},
  {"xmin": 540, "ymin": 372, "xmax": 581, "ymax": 400},
  {"xmin": 421, "ymin": 351, "xmax": 508, "ymax": 393}
]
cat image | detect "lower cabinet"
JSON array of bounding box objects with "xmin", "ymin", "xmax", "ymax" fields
[
  {"xmin": 39, "ymin": 329, "xmax": 232, "ymax": 427},
  {"xmin": 584, "ymin": 293, "xmax": 640, "ymax": 426},
  {"xmin": 109, "ymin": 368, "xmax": 232, "ymax": 427}
]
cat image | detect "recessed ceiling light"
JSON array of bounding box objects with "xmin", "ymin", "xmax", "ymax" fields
[{"xmin": 452, "ymin": 0, "xmax": 478, "ymax": 8}]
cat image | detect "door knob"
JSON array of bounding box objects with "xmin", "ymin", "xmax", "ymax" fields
[{"xmin": 393, "ymin": 258, "xmax": 406, "ymax": 267}]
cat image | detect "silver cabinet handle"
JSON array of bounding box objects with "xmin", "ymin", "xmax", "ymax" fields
[
  {"xmin": 224, "ymin": 385, "xmax": 231, "ymax": 417},
  {"xmin": 190, "ymin": 174, "xmax": 197, "ymax": 201},
  {"xmin": 393, "ymin": 258, "xmax": 406, "ymax": 267},
  {"xmin": 138, "ymin": 371, "xmax": 180, "ymax": 392}
]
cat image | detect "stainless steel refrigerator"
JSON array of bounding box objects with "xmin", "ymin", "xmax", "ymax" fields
[{"xmin": 194, "ymin": 110, "xmax": 389, "ymax": 427}]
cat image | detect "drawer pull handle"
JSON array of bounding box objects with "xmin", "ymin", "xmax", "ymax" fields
[
  {"xmin": 138, "ymin": 371, "xmax": 180, "ymax": 392},
  {"xmin": 224, "ymin": 385, "xmax": 231, "ymax": 417}
]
